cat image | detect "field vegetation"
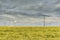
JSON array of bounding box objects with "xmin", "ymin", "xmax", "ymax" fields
[{"xmin": 0, "ymin": 26, "xmax": 60, "ymax": 40}]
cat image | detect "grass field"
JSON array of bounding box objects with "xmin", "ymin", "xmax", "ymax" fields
[{"xmin": 0, "ymin": 26, "xmax": 60, "ymax": 40}]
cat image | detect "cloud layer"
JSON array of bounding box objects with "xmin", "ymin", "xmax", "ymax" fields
[{"xmin": 0, "ymin": 0, "xmax": 60, "ymax": 26}]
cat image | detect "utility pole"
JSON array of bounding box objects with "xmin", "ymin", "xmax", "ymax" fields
[
  {"xmin": 43, "ymin": 15, "xmax": 45, "ymax": 26},
  {"xmin": 42, "ymin": 15, "xmax": 50, "ymax": 27}
]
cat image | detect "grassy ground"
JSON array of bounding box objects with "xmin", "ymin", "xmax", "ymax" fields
[{"xmin": 0, "ymin": 27, "xmax": 60, "ymax": 40}]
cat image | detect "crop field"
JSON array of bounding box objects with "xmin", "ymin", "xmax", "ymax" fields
[{"xmin": 0, "ymin": 26, "xmax": 60, "ymax": 40}]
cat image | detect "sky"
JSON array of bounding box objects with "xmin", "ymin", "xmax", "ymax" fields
[{"xmin": 0, "ymin": 0, "xmax": 60, "ymax": 26}]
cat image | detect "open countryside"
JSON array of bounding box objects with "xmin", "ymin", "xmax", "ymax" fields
[{"xmin": 0, "ymin": 27, "xmax": 60, "ymax": 40}]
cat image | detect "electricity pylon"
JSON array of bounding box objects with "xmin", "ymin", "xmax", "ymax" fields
[{"xmin": 42, "ymin": 15, "xmax": 50, "ymax": 27}]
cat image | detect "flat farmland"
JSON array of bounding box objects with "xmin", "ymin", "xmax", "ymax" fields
[{"xmin": 0, "ymin": 27, "xmax": 60, "ymax": 40}]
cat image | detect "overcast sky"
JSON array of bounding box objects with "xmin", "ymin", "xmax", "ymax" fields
[{"xmin": 0, "ymin": 0, "xmax": 60, "ymax": 26}]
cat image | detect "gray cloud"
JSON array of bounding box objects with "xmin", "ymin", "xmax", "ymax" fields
[
  {"xmin": 0, "ymin": 0, "xmax": 60, "ymax": 17},
  {"xmin": 0, "ymin": 0, "xmax": 60, "ymax": 26}
]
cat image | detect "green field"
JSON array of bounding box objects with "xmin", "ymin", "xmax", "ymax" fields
[{"xmin": 0, "ymin": 27, "xmax": 60, "ymax": 40}]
